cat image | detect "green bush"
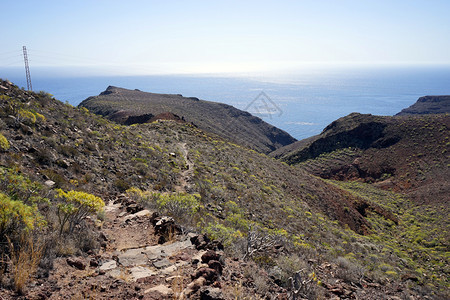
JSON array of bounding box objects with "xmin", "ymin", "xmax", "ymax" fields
[
  {"xmin": 55, "ymin": 189, "xmax": 105, "ymax": 235},
  {"xmin": 0, "ymin": 167, "xmax": 47, "ymax": 205},
  {"xmin": 156, "ymin": 192, "xmax": 201, "ymax": 217},
  {"xmin": 204, "ymin": 221, "xmax": 243, "ymax": 247},
  {"xmin": 113, "ymin": 179, "xmax": 130, "ymax": 192}
]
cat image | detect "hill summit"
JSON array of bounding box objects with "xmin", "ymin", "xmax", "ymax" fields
[
  {"xmin": 79, "ymin": 86, "xmax": 296, "ymax": 154},
  {"xmin": 396, "ymin": 95, "xmax": 450, "ymax": 115}
]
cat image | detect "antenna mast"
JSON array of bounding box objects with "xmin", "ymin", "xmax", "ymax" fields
[{"xmin": 22, "ymin": 46, "xmax": 32, "ymax": 91}]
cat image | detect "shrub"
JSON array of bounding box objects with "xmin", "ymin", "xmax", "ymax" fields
[
  {"xmin": 0, "ymin": 192, "xmax": 43, "ymax": 238},
  {"xmin": 0, "ymin": 167, "xmax": 47, "ymax": 206},
  {"xmin": 0, "ymin": 192, "xmax": 44, "ymax": 287},
  {"xmin": 0, "ymin": 133, "xmax": 9, "ymax": 151},
  {"xmin": 17, "ymin": 109, "xmax": 36, "ymax": 124},
  {"xmin": 34, "ymin": 112, "xmax": 46, "ymax": 123},
  {"xmin": 55, "ymin": 189, "xmax": 105, "ymax": 235},
  {"xmin": 156, "ymin": 192, "xmax": 201, "ymax": 218},
  {"xmin": 113, "ymin": 179, "xmax": 130, "ymax": 192},
  {"xmin": 204, "ymin": 222, "xmax": 243, "ymax": 248},
  {"xmin": 38, "ymin": 91, "xmax": 53, "ymax": 98},
  {"xmin": 275, "ymin": 254, "xmax": 310, "ymax": 287},
  {"xmin": 126, "ymin": 187, "xmax": 158, "ymax": 206}
]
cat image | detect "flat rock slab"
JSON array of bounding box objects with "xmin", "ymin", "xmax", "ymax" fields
[
  {"xmin": 118, "ymin": 248, "xmax": 148, "ymax": 267},
  {"xmin": 104, "ymin": 200, "xmax": 121, "ymax": 212},
  {"xmin": 144, "ymin": 284, "xmax": 173, "ymax": 296},
  {"xmin": 123, "ymin": 209, "xmax": 151, "ymax": 221},
  {"xmin": 147, "ymin": 239, "xmax": 192, "ymax": 256},
  {"xmin": 153, "ymin": 258, "xmax": 171, "ymax": 269},
  {"xmin": 117, "ymin": 238, "xmax": 192, "ymax": 267},
  {"xmin": 130, "ymin": 266, "xmax": 157, "ymax": 282},
  {"xmin": 99, "ymin": 260, "xmax": 117, "ymax": 271}
]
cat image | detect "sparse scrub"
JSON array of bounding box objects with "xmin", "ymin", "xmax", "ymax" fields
[
  {"xmin": 335, "ymin": 256, "xmax": 365, "ymax": 283},
  {"xmin": 17, "ymin": 108, "xmax": 36, "ymax": 125},
  {"xmin": 204, "ymin": 221, "xmax": 243, "ymax": 248}
]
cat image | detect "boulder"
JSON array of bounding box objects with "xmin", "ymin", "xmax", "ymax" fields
[
  {"xmin": 190, "ymin": 234, "xmax": 223, "ymax": 251},
  {"xmin": 207, "ymin": 260, "xmax": 223, "ymax": 275},
  {"xmin": 126, "ymin": 202, "xmax": 143, "ymax": 214},
  {"xmin": 184, "ymin": 276, "xmax": 206, "ymax": 297},
  {"xmin": 66, "ymin": 257, "xmax": 85, "ymax": 270},
  {"xmin": 99, "ymin": 260, "xmax": 117, "ymax": 271},
  {"xmin": 190, "ymin": 234, "xmax": 210, "ymax": 250},
  {"xmin": 44, "ymin": 180, "xmax": 55, "ymax": 188},
  {"xmin": 89, "ymin": 259, "xmax": 99, "ymax": 267},
  {"xmin": 154, "ymin": 216, "xmax": 181, "ymax": 238},
  {"xmin": 191, "ymin": 267, "xmax": 219, "ymax": 283},
  {"xmin": 201, "ymin": 250, "xmax": 221, "ymax": 264}
]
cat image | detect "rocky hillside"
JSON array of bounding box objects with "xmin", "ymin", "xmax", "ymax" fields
[
  {"xmin": 79, "ymin": 86, "xmax": 296, "ymax": 154},
  {"xmin": 0, "ymin": 79, "xmax": 448, "ymax": 299},
  {"xmin": 396, "ymin": 95, "xmax": 450, "ymax": 115},
  {"xmin": 270, "ymin": 112, "xmax": 450, "ymax": 205}
]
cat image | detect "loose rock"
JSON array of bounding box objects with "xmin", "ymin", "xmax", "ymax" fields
[{"xmin": 66, "ymin": 257, "xmax": 85, "ymax": 270}]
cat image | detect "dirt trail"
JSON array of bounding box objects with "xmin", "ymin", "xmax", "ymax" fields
[
  {"xmin": 19, "ymin": 198, "xmax": 211, "ymax": 299},
  {"xmin": 1, "ymin": 191, "xmax": 272, "ymax": 299},
  {"xmin": 175, "ymin": 142, "xmax": 195, "ymax": 193}
]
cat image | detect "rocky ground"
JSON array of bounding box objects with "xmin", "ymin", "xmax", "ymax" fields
[{"xmin": 0, "ymin": 195, "xmax": 286, "ymax": 300}]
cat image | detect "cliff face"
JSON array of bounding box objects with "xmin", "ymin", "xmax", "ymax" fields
[
  {"xmin": 79, "ymin": 86, "xmax": 296, "ymax": 154},
  {"xmin": 396, "ymin": 95, "xmax": 450, "ymax": 115}
]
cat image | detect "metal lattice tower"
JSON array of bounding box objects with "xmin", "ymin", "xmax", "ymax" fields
[{"xmin": 22, "ymin": 46, "xmax": 32, "ymax": 91}]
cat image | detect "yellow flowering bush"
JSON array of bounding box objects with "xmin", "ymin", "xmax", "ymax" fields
[
  {"xmin": 0, "ymin": 192, "xmax": 43, "ymax": 238},
  {"xmin": 55, "ymin": 189, "xmax": 104, "ymax": 235},
  {"xmin": 0, "ymin": 133, "xmax": 9, "ymax": 151},
  {"xmin": 18, "ymin": 109, "xmax": 36, "ymax": 124},
  {"xmin": 157, "ymin": 192, "xmax": 201, "ymax": 217}
]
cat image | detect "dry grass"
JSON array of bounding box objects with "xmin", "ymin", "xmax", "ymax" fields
[
  {"xmin": 171, "ymin": 267, "xmax": 185, "ymax": 299},
  {"xmin": 8, "ymin": 235, "xmax": 43, "ymax": 294}
]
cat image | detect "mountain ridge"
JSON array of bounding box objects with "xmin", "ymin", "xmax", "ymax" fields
[{"xmin": 79, "ymin": 86, "xmax": 296, "ymax": 154}]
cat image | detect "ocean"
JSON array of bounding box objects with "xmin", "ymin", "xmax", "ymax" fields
[{"xmin": 2, "ymin": 65, "xmax": 450, "ymax": 140}]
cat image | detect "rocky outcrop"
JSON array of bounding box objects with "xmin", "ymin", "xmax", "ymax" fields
[{"xmin": 396, "ymin": 95, "xmax": 450, "ymax": 115}]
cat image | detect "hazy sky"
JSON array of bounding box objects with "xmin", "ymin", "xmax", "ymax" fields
[{"xmin": 1, "ymin": 0, "xmax": 450, "ymax": 74}]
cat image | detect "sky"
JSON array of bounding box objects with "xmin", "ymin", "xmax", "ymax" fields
[{"xmin": 1, "ymin": 0, "xmax": 450, "ymax": 75}]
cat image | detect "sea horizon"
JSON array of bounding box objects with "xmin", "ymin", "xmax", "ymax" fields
[{"xmin": 1, "ymin": 64, "xmax": 450, "ymax": 140}]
